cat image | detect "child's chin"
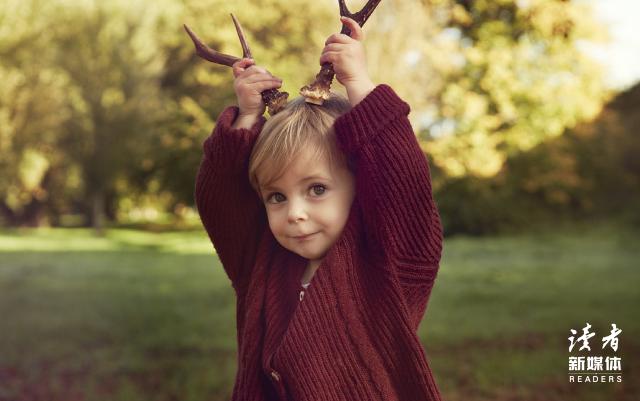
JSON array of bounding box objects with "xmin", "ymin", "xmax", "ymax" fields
[
  {"xmin": 290, "ymin": 248, "xmax": 322, "ymax": 261},
  {"xmin": 277, "ymin": 237, "xmax": 327, "ymax": 260}
]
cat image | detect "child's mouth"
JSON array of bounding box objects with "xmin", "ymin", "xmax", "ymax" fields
[{"xmin": 293, "ymin": 232, "xmax": 318, "ymax": 240}]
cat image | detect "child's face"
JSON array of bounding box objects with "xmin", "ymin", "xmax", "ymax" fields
[{"xmin": 260, "ymin": 147, "xmax": 355, "ymax": 264}]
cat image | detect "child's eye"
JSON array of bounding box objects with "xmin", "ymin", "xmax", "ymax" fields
[
  {"xmin": 310, "ymin": 184, "xmax": 326, "ymax": 196},
  {"xmin": 266, "ymin": 192, "xmax": 285, "ymax": 204},
  {"xmin": 265, "ymin": 184, "xmax": 326, "ymax": 205}
]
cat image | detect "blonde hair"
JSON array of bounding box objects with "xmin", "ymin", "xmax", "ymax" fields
[{"xmin": 248, "ymin": 93, "xmax": 352, "ymax": 198}]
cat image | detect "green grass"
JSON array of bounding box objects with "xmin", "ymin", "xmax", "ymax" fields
[
  {"xmin": 424, "ymin": 222, "xmax": 639, "ymax": 401},
  {"xmin": 0, "ymin": 223, "xmax": 638, "ymax": 401}
]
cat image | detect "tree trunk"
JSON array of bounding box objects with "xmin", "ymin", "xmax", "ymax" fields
[{"xmin": 91, "ymin": 190, "xmax": 105, "ymax": 236}]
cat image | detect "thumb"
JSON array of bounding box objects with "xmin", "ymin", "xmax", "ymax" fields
[{"xmin": 340, "ymin": 16, "xmax": 364, "ymax": 41}]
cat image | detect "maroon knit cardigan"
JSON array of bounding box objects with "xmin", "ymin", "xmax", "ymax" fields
[{"xmin": 195, "ymin": 84, "xmax": 444, "ymax": 401}]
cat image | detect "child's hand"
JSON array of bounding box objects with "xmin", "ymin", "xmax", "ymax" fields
[
  {"xmin": 232, "ymin": 58, "xmax": 283, "ymax": 124},
  {"xmin": 320, "ymin": 16, "xmax": 375, "ymax": 106}
]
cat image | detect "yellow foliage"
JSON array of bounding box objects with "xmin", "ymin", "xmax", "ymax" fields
[{"xmin": 19, "ymin": 149, "xmax": 49, "ymax": 191}]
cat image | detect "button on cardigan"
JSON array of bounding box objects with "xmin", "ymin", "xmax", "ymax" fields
[{"xmin": 195, "ymin": 84, "xmax": 444, "ymax": 401}]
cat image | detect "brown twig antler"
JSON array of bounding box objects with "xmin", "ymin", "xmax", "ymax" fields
[
  {"xmin": 184, "ymin": 15, "xmax": 289, "ymax": 115},
  {"xmin": 299, "ymin": 0, "xmax": 382, "ymax": 105}
]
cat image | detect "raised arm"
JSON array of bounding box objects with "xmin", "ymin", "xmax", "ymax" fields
[
  {"xmin": 195, "ymin": 106, "xmax": 268, "ymax": 296},
  {"xmin": 195, "ymin": 54, "xmax": 283, "ymax": 296},
  {"xmin": 333, "ymin": 84, "xmax": 444, "ymax": 324},
  {"xmin": 321, "ymin": 16, "xmax": 443, "ymax": 291}
]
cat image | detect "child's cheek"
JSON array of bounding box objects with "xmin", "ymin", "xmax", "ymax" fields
[
  {"xmin": 265, "ymin": 210, "xmax": 278, "ymax": 234},
  {"xmin": 267, "ymin": 208, "xmax": 287, "ymax": 235}
]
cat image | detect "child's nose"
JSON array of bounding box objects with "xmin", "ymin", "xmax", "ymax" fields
[{"xmin": 287, "ymin": 199, "xmax": 308, "ymax": 223}]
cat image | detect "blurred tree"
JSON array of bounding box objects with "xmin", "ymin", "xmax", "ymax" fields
[
  {"xmin": 421, "ymin": 0, "xmax": 607, "ymax": 178},
  {"xmin": 579, "ymin": 82, "xmax": 640, "ymax": 217},
  {"xmin": 0, "ymin": 0, "xmax": 342, "ymax": 227},
  {"xmin": 437, "ymin": 81, "xmax": 640, "ymax": 235},
  {"xmin": 0, "ymin": 0, "xmax": 76, "ymax": 226},
  {"xmin": 0, "ymin": 0, "xmax": 614, "ymax": 232},
  {"xmin": 51, "ymin": 1, "xmax": 175, "ymax": 233},
  {"xmin": 0, "ymin": 0, "xmax": 177, "ymax": 230}
]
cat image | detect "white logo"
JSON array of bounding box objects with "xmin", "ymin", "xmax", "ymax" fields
[{"xmin": 568, "ymin": 323, "xmax": 623, "ymax": 383}]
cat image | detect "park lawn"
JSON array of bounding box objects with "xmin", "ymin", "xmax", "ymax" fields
[
  {"xmin": 0, "ymin": 223, "xmax": 638, "ymax": 401},
  {"xmin": 423, "ymin": 221, "xmax": 639, "ymax": 401}
]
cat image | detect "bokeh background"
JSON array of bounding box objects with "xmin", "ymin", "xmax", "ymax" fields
[{"xmin": 1, "ymin": 0, "xmax": 638, "ymax": 400}]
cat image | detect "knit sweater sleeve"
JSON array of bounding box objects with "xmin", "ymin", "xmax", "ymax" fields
[
  {"xmin": 334, "ymin": 84, "xmax": 443, "ymax": 287},
  {"xmin": 194, "ymin": 106, "xmax": 267, "ymax": 296}
]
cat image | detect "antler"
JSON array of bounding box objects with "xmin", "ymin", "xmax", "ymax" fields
[
  {"xmin": 184, "ymin": 15, "xmax": 289, "ymax": 115},
  {"xmin": 299, "ymin": 0, "xmax": 382, "ymax": 105}
]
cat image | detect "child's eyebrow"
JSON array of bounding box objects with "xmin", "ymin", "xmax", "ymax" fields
[{"xmin": 262, "ymin": 175, "xmax": 331, "ymax": 192}]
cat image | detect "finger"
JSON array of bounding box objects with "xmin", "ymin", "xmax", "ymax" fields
[
  {"xmin": 232, "ymin": 58, "xmax": 255, "ymax": 78},
  {"xmin": 238, "ymin": 66, "xmax": 270, "ymax": 81},
  {"xmin": 243, "ymin": 75, "xmax": 282, "ymax": 85},
  {"xmin": 322, "ymin": 43, "xmax": 346, "ymax": 53},
  {"xmin": 319, "ymin": 51, "xmax": 340, "ymax": 65},
  {"xmin": 249, "ymin": 80, "xmax": 283, "ymax": 93},
  {"xmin": 232, "ymin": 58, "xmax": 254, "ymax": 69},
  {"xmin": 325, "ymin": 32, "xmax": 354, "ymax": 46},
  {"xmin": 340, "ymin": 16, "xmax": 364, "ymax": 41},
  {"xmin": 244, "ymin": 65, "xmax": 270, "ymax": 76}
]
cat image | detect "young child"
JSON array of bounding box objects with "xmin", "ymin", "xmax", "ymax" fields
[{"xmin": 195, "ymin": 16, "xmax": 444, "ymax": 401}]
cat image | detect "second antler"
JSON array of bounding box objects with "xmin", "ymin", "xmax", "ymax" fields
[
  {"xmin": 299, "ymin": 0, "xmax": 382, "ymax": 105},
  {"xmin": 184, "ymin": 15, "xmax": 289, "ymax": 115}
]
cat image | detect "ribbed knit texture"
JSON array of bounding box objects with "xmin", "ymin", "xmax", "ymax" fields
[{"xmin": 195, "ymin": 84, "xmax": 444, "ymax": 401}]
